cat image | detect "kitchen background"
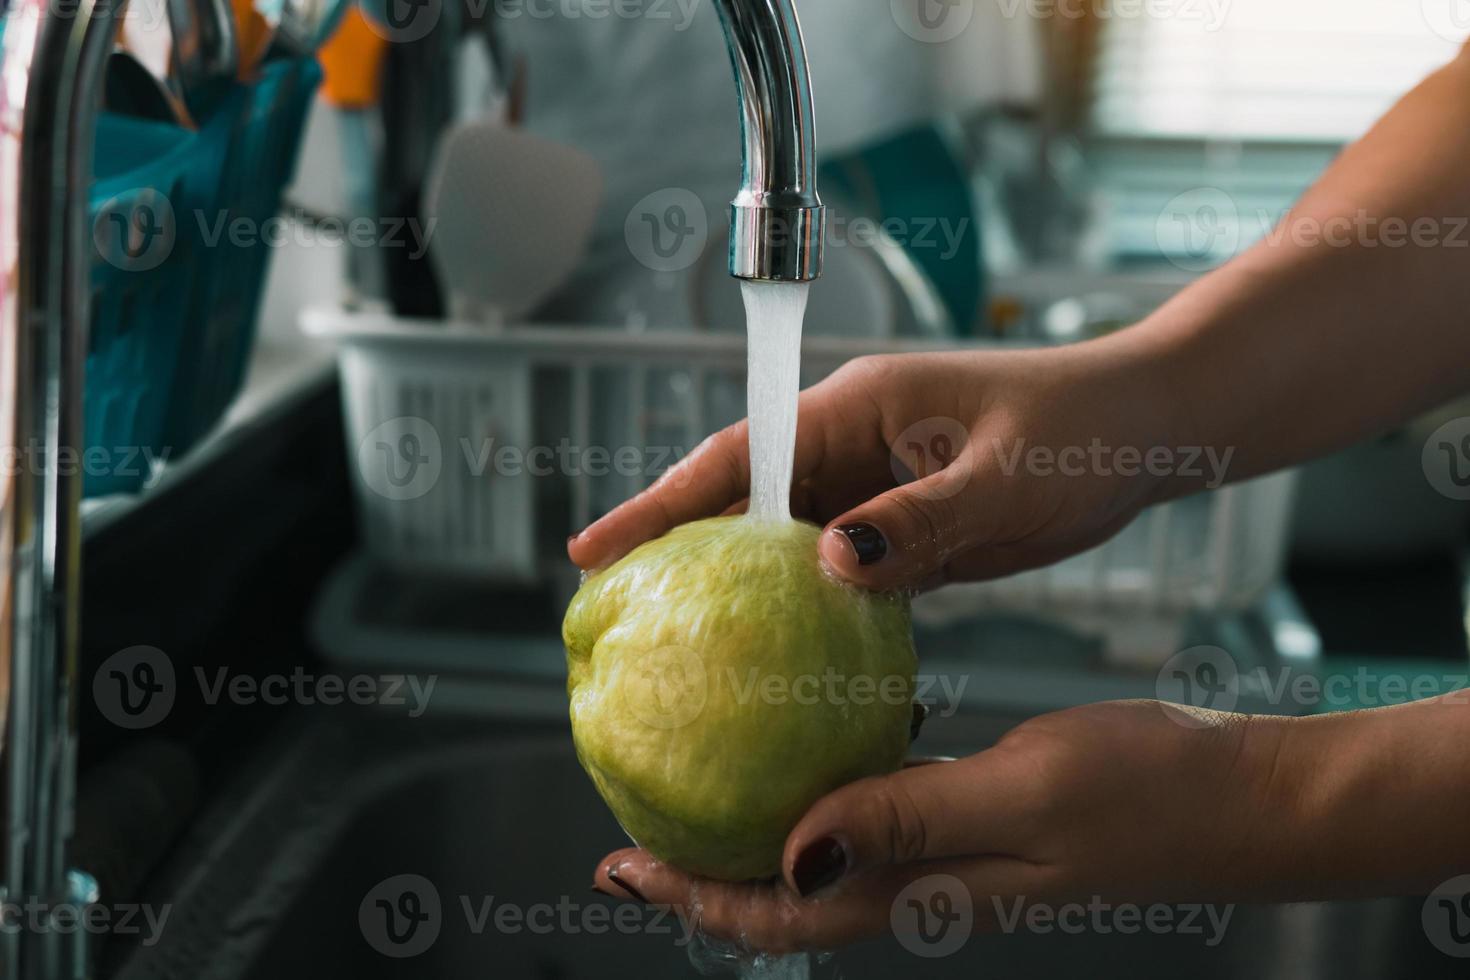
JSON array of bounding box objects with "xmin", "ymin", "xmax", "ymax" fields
[{"xmin": 4, "ymin": 0, "xmax": 1470, "ymax": 977}]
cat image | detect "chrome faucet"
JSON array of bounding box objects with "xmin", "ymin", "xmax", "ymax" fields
[
  {"xmin": 0, "ymin": 0, "xmax": 823, "ymax": 974},
  {"xmin": 714, "ymin": 0, "xmax": 826, "ymax": 282},
  {"xmin": 1, "ymin": 0, "xmax": 113, "ymax": 976},
  {"xmin": 370, "ymin": 0, "xmax": 826, "ymax": 285}
]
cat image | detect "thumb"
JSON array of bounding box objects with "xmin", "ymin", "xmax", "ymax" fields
[
  {"xmin": 818, "ymin": 454, "xmax": 992, "ymax": 590},
  {"xmin": 781, "ymin": 751, "xmax": 1037, "ymax": 897}
]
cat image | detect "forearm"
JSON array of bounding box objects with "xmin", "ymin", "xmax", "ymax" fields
[
  {"xmin": 1254, "ymin": 695, "xmax": 1470, "ymax": 898},
  {"xmin": 1103, "ymin": 47, "xmax": 1470, "ymax": 493}
]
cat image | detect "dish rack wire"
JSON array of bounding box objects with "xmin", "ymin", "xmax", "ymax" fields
[{"xmin": 305, "ymin": 308, "xmax": 1297, "ymax": 626}]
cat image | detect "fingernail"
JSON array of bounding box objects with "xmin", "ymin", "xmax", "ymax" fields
[
  {"xmin": 606, "ymin": 867, "xmax": 650, "ymax": 904},
  {"xmin": 834, "ymin": 524, "xmax": 887, "ymax": 566},
  {"xmin": 568, "ymin": 529, "xmax": 584, "ymax": 545},
  {"xmin": 792, "ymin": 837, "xmax": 849, "ymax": 897},
  {"xmin": 910, "ymin": 702, "xmax": 930, "ymax": 742}
]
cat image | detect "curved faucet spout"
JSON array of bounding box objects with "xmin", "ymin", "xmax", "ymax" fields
[
  {"xmin": 713, "ymin": 0, "xmax": 825, "ymax": 282},
  {"xmin": 1, "ymin": 0, "xmax": 115, "ymax": 975}
]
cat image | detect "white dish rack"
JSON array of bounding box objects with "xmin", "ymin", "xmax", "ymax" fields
[{"xmin": 304, "ymin": 307, "xmax": 1297, "ymax": 633}]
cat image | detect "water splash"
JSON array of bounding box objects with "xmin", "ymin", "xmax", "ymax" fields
[
  {"xmin": 687, "ymin": 931, "xmax": 818, "ymax": 980},
  {"xmin": 682, "ymin": 884, "xmax": 832, "ymax": 980},
  {"xmin": 743, "ymin": 281, "xmax": 810, "ymax": 523}
]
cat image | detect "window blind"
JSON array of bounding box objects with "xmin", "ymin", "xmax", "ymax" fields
[{"xmin": 1090, "ymin": 1, "xmax": 1469, "ymax": 142}]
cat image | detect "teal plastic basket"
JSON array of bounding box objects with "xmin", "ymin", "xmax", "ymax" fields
[
  {"xmin": 87, "ymin": 112, "xmax": 214, "ymax": 496},
  {"xmin": 161, "ymin": 57, "xmax": 323, "ymax": 452},
  {"xmin": 85, "ymin": 57, "xmax": 321, "ymax": 495}
]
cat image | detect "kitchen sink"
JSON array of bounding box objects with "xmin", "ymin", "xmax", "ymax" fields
[
  {"xmin": 101, "ymin": 688, "xmax": 1461, "ymax": 980},
  {"xmin": 71, "ymin": 331, "xmax": 1463, "ymax": 980}
]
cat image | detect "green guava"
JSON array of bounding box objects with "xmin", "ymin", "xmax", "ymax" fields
[{"xmin": 563, "ymin": 516, "xmax": 917, "ymax": 881}]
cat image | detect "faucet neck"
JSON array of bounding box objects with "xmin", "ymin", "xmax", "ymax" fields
[{"xmin": 714, "ymin": 0, "xmax": 825, "ymax": 282}]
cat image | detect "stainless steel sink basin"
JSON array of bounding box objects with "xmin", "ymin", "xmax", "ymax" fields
[{"xmin": 104, "ymin": 689, "xmax": 1461, "ymax": 980}]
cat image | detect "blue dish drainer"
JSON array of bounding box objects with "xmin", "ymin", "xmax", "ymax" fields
[{"xmin": 85, "ymin": 57, "xmax": 323, "ymax": 495}]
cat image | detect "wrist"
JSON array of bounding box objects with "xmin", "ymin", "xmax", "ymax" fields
[
  {"xmin": 1263, "ymin": 698, "xmax": 1470, "ymax": 897},
  {"xmin": 1050, "ymin": 323, "xmax": 1196, "ymax": 508},
  {"xmin": 1234, "ymin": 701, "xmax": 1466, "ymax": 900},
  {"xmin": 1234, "ymin": 713, "xmax": 1324, "ymax": 895},
  {"xmin": 1184, "ymin": 711, "xmax": 1323, "ymax": 900}
]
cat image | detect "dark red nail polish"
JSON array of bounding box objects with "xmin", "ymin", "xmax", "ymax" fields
[
  {"xmin": 606, "ymin": 868, "xmax": 650, "ymax": 904},
  {"xmin": 792, "ymin": 837, "xmax": 849, "ymax": 897},
  {"xmin": 835, "ymin": 524, "xmax": 887, "ymax": 565}
]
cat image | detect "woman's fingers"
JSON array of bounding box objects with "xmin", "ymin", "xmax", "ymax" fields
[
  {"xmin": 593, "ymin": 847, "xmax": 664, "ymax": 904},
  {"xmin": 570, "ymin": 394, "xmax": 836, "ymax": 570},
  {"xmin": 594, "ymin": 849, "xmax": 887, "ymax": 953},
  {"xmin": 816, "ymin": 450, "xmax": 1005, "ymax": 591},
  {"xmin": 569, "ymin": 423, "xmax": 752, "ymax": 571},
  {"xmin": 589, "ymin": 848, "xmax": 899, "ymax": 953},
  {"xmin": 567, "ymin": 367, "xmax": 885, "ymax": 571},
  {"xmin": 781, "ymin": 749, "xmax": 1044, "ymax": 896},
  {"xmin": 593, "ymin": 848, "xmax": 1051, "ymax": 953},
  {"xmin": 589, "ymin": 739, "xmax": 1060, "ymax": 953}
]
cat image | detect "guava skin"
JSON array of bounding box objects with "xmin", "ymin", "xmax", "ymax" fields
[{"xmin": 564, "ymin": 516, "xmax": 917, "ymax": 881}]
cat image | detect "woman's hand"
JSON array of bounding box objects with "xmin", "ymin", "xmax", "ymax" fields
[
  {"xmin": 590, "ymin": 700, "xmax": 1290, "ymax": 953},
  {"xmin": 571, "ymin": 43, "xmax": 1470, "ymax": 592},
  {"xmin": 591, "ymin": 693, "xmax": 1470, "ymax": 954},
  {"xmin": 569, "ymin": 337, "xmax": 1188, "ymax": 591}
]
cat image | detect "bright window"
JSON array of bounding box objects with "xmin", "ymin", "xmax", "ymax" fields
[
  {"xmin": 1084, "ymin": 1, "xmax": 1470, "ymax": 263},
  {"xmin": 1091, "ymin": 1, "xmax": 1469, "ymax": 142}
]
